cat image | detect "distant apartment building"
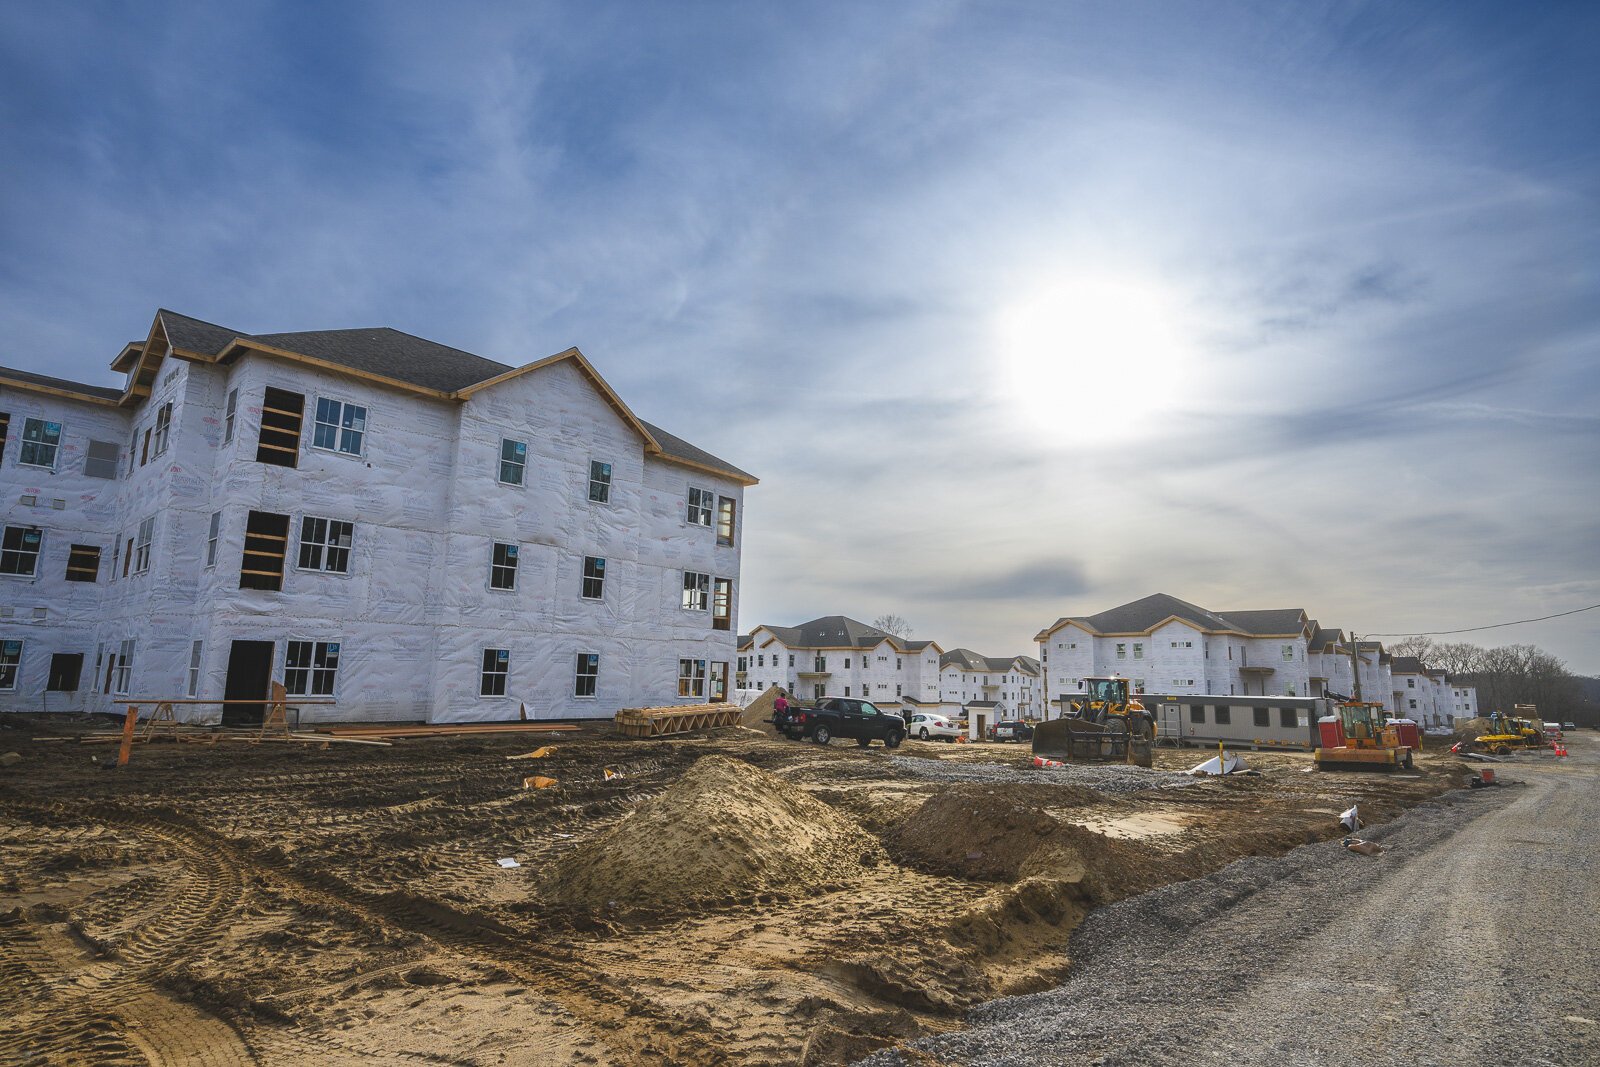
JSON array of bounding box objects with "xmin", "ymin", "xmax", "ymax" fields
[
  {"xmin": 737, "ymin": 616, "xmax": 942, "ymax": 706},
  {"xmin": 0, "ymin": 309, "xmax": 754, "ymax": 723},
  {"xmin": 938, "ymin": 649, "xmax": 1040, "ymax": 719},
  {"xmin": 1391, "ymin": 657, "xmax": 1477, "ymax": 727}
]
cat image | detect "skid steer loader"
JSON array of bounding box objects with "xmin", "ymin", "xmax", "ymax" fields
[{"xmin": 1032, "ymin": 676, "xmax": 1156, "ymax": 767}]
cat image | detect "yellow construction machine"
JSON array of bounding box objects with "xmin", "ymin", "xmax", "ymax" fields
[
  {"xmin": 1472, "ymin": 712, "xmax": 1543, "ymax": 755},
  {"xmin": 1314, "ymin": 702, "xmax": 1415, "ymax": 771},
  {"xmin": 1032, "ymin": 676, "xmax": 1156, "ymax": 767}
]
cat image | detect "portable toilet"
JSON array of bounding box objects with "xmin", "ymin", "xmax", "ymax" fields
[
  {"xmin": 1317, "ymin": 715, "xmax": 1346, "ymax": 748},
  {"xmin": 1390, "ymin": 718, "xmax": 1421, "ymax": 750}
]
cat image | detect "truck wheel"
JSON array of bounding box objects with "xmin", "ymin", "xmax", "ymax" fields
[
  {"xmin": 919, "ymin": 728, "xmax": 930, "ymax": 740},
  {"xmin": 885, "ymin": 731, "xmax": 904, "ymax": 749},
  {"xmin": 814, "ymin": 725, "xmax": 832, "ymax": 745}
]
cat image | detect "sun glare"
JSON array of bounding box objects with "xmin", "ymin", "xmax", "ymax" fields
[{"xmin": 996, "ymin": 276, "xmax": 1195, "ymax": 445}]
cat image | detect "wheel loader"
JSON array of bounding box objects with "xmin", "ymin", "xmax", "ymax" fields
[
  {"xmin": 1032, "ymin": 676, "xmax": 1156, "ymax": 767},
  {"xmin": 1471, "ymin": 712, "xmax": 1543, "ymax": 755}
]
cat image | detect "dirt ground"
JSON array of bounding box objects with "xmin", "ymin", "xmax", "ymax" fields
[{"xmin": 0, "ymin": 715, "xmax": 1470, "ymax": 1066}]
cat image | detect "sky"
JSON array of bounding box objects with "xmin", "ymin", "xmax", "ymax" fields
[{"xmin": 3, "ymin": 1, "xmax": 1597, "ymax": 671}]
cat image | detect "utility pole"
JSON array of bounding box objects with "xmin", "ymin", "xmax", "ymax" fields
[{"xmin": 1349, "ymin": 632, "xmax": 1363, "ymax": 702}]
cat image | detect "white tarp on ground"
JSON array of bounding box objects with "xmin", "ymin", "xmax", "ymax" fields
[{"xmin": 1188, "ymin": 752, "xmax": 1247, "ymax": 775}]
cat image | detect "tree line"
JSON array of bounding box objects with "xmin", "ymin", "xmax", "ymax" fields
[{"xmin": 1387, "ymin": 636, "xmax": 1594, "ymax": 723}]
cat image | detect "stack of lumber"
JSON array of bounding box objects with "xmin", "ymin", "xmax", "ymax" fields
[{"xmin": 614, "ymin": 703, "xmax": 743, "ymax": 738}]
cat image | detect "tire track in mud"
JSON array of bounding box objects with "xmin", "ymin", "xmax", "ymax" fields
[
  {"xmin": 0, "ymin": 805, "xmax": 259, "ymax": 1067},
  {"xmin": 6, "ymin": 797, "xmax": 729, "ymax": 1066}
]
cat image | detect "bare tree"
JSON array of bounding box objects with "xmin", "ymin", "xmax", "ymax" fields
[
  {"xmin": 1388, "ymin": 635, "xmax": 1437, "ymax": 661},
  {"xmin": 872, "ymin": 614, "xmax": 914, "ymax": 639}
]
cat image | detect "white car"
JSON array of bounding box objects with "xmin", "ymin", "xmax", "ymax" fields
[{"xmin": 906, "ymin": 713, "xmax": 963, "ymax": 742}]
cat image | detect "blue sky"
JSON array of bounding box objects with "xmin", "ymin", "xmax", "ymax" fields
[{"xmin": 3, "ymin": 2, "xmax": 1597, "ymax": 671}]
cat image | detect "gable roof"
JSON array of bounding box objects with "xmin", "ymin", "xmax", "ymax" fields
[
  {"xmin": 940, "ymin": 648, "xmax": 1036, "ymax": 673},
  {"xmin": 748, "ymin": 616, "xmax": 929, "ymax": 651},
  {"xmin": 1036, "ymin": 592, "xmax": 1238, "ymax": 641},
  {"xmin": 1391, "ymin": 656, "xmax": 1427, "ymax": 675},
  {"xmin": 1217, "ymin": 608, "xmax": 1309, "ymax": 637},
  {"xmin": 40, "ymin": 308, "xmax": 754, "ymax": 483}
]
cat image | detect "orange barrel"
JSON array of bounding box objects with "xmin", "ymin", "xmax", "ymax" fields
[{"xmin": 1480, "ymin": 768, "xmax": 1496, "ymax": 784}]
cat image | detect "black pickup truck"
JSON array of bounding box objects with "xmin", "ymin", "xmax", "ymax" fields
[{"xmin": 780, "ymin": 697, "xmax": 906, "ymax": 748}]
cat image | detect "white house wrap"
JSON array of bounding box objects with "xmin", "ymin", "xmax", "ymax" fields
[{"xmin": 0, "ymin": 309, "xmax": 755, "ymax": 724}]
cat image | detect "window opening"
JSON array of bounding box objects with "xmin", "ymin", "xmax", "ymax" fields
[
  {"xmin": 0, "ymin": 640, "xmax": 19, "ymax": 690},
  {"xmin": 716, "ymin": 496, "xmax": 736, "ymax": 546},
  {"xmin": 133, "ymin": 517, "xmax": 154, "ymax": 574},
  {"xmin": 113, "ymin": 639, "xmax": 135, "ymax": 695},
  {"xmin": 686, "ymin": 486, "xmax": 713, "ymax": 526},
  {"xmin": 678, "ymin": 658, "xmax": 707, "ymax": 698},
  {"xmin": 681, "ymin": 571, "xmax": 709, "ymax": 610},
  {"xmin": 223, "ymin": 388, "xmax": 237, "ymax": 443},
  {"xmin": 65, "ymin": 544, "xmax": 101, "ymax": 583},
  {"xmin": 153, "ymin": 402, "xmax": 172, "ymax": 455},
  {"xmin": 240, "ymin": 510, "xmax": 290, "ymax": 590},
  {"xmin": 186, "ymin": 641, "xmax": 204, "ymax": 697},
  {"xmin": 256, "ymin": 387, "xmax": 305, "ymax": 467},
  {"xmin": 712, "ymin": 577, "xmax": 733, "ymax": 630},
  {"xmin": 47, "ymin": 651, "xmax": 83, "ymax": 692},
  {"xmin": 206, "ymin": 512, "xmax": 221, "ymax": 567},
  {"xmin": 0, "ymin": 411, "xmax": 8, "ymax": 464}
]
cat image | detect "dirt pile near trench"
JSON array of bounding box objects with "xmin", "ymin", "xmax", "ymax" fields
[
  {"xmin": 889, "ymin": 785, "xmax": 1175, "ymax": 901},
  {"xmin": 542, "ymin": 754, "xmax": 883, "ymax": 913}
]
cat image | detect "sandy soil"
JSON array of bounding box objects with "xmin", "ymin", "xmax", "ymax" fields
[{"xmin": 0, "ymin": 716, "xmax": 1468, "ymax": 1066}]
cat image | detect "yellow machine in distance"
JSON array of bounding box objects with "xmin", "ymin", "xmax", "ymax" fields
[
  {"xmin": 1032, "ymin": 676, "xmax": 1156, "ymax": 766},
  {"xmin": 1314, "ymin": 701, "xmax": 1415, "ymax": 771}
]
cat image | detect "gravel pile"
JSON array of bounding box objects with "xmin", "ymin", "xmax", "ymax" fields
[
  {"xmin": 889, "ymin": 756, "xmax": 1196, "ymax": 795},
  {"xmin": 859, "ymin": 764, "xmax": 1598, "ymax": 1067}
]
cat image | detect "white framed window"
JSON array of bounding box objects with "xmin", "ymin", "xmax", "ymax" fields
[
  {"xmin": 83, "ymin": 440, "xmax": 119, "ymax": 479},
  {"xmin": 1406, "ymin": 678, "xmax": 1415, "ymax": 688},
  {"xmin": 1170, "ymin": 640, "xmax": 1192, "ymax": 648},
  {"xmin": 1133, "ymin": 678, "xmax": 1146, "ymax": 695},
  {"xmin": 686, "ymin": 486, "xmax": 713, "ymax": 526},
  {"xmin": 588, "ymin": 460, "xmax": 612, "ymax": 503},
  {"xmin": 113, "ymin": 639, "xmax": 135, "ymax": 695},
  {"xmin": 490, "ymin": 542, "xmax": 519, "ymax": 590},
  {"xmin": 1, "ymin": 525, "xmax": 43, "ymax": 577},
  {"xmin": 134, "ymin": 517, "xmax": 155, "ymax": 575},
  {"xmin": 789, "ymin": 654, "xmax": 795, "ymax": 667},
  {"xmin": 286, "ymin": 640, "xmax": 340, "ymax": 696},
  {"xmin": 153, "ymin": 402, "xmax": 173, "ymax": 456},
  {"xmin": 298, "ymin": 516, "xmax": 354, "ymax": 574},
  {"xmin": 1408, "ymin": 698, "xmax": 1417, "ymax": 710},
  {"xmin": 1281, "ymin": 644, "xmax": 1295, "ymax": 660},
  {"xmin": 814, "ymin": 655, "xmax": 827, "ymax": 672},
  {"xmin": 206, "ymin": 511, "xmax": 221, "ymax": 567},
  {"xmin": 681, "ymin": 570, "xmax": 709, "ymax": 610},
  {"xmin": 757, "ymin": 654, "xmax": 764, "ymax": 668},
  {"xmin": 481, "ymin": 648, "xmax": 510, "ymax": 697},
  {"xmin": 1115, "ymin": 643, "xmax": 1127, "ymax": 659},
  {"xmin": 575, "ymin": 652, "xmax": 599, "ymax": 697},
  {"xmin": 19, "ymin": 417, "xmax": 61, "ymax": 469},
  {"xmin": 582, "ymin": 556, "xmax": 606, "ymax": 599},
  {"xmin": 187, "ymin": 641, "xmax": 203, "ymax": 697},
  {"xmin": 0, "ymin": 640, "xmax": 19, "ymax": 690},
  {"xmin": 678, "ymin": 658, "xmax": 707, "ymax": 698},
  {"xmin": 1133, "ymin": 643, "xmax": 1144, "ymax": 659},
  {"xmin": 499, "ymin": 438, "xmax": 527, "ymax": 486},
  {"xmin": 223, "ymin": 388, "xmax": 238, "ymax": 443},
  {"xmin": 312, "ymin": 397, "xmax": 367, "ymax": 455}
]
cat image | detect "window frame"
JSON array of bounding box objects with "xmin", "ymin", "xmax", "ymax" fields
[
  {"xmin": 133, "ymin": 516, "xmax": 155, "ymax": 575},
  {"xmin": 588, "ymin": 460, "xmax": 612, "ymax": 504},
  {"xmin": 489, "ymin": 542, "xmax": 519, "ymax": 591},
  {"xmin": 581, "ymin": 555, "xmax": 606, "ymax": 600},
  {"xmin": 686, "ymin": 486, "xmax": 713, "ymax": 527},
  {"xmin": 480, "ymin": 648, "xmax": 511, "ymax": 697},
  {"xmin": 187, "ymin": 640, "xmax": 204, "ymax": 698},
  {"xmin": 574, "ymin": 652, "xmax": 599, "ymax": 698},
  {"xmin": 681, "ymin": 570, "xmax": 710, "ymax": 611},
  {"xmin": 715, "ymin": 495, "xmax": 736, "ymax": 546},
  {"xmin": 83, "ymin": 439, "xmax": 120, "ymax": 479},
  {"xmin": 223, "ymin": 388, "xmax": 238, "ymax": 443},
  {"xmin": 297, "ymin": 515, "xmax": 355, "ymax": 575},
  {"xmin": 285, "ymin": 638, "xmax": 342, "ymax": 697},
  {"xmin": 499, "ymin": 437, "xmax": 528, "ymax": 487},
  {"xmin": 113, "ymin": 638, "xmax": 135, "ymax": 696},
  {"xmin": 0, "ymin": 639, "xmax": 19, "ymax": 691},
  {"xmin": 18, "ymin": 417, "xmax": 62, "ymax": 470},
  {"xmin": 152, "ymin": 401, "xmax": 173, "ymax": 456},
  {"xmin": 311, "ymin": 396, "xmax": 368, "ymax": 457},
  {"xmin": 206, "ymin": 511, "xmax": 221, "ymax": 568},
  {"xmin": 65, "ymin": 544, "xmax": 101, "ymax": 583},
  {"xmin": 712, "ymin": 576, "xmax": 733, "ymax": 630},
  {"xmin": 678, "ymin": 658, "xmax": 707, "ymax": 699},
  {"xmin": 1, "ymin": 525, "xmax": 44, "ymax": 577}
]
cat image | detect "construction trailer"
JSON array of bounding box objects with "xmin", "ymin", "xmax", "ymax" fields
[
  {"xmin": 0, "ymin": 309, "xmax": 755, "ymax": 725},
  {"xmin": 1148, "ymin": 695, "xmax": 1332, "ymax": 751}
]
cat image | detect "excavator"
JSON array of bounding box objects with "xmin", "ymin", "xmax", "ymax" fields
[{"xmin": 1032, "ymin": 676, "xmax": 1156, "ymax": 767}]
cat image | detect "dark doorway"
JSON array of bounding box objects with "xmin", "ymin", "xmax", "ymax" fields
[
  {"xmin": 223, "ymin": 640, "xmax": 274, "ymax": 725},
  {"xmin": 47, "ymin": 653, "xmax": 83, "ymax": 691}
]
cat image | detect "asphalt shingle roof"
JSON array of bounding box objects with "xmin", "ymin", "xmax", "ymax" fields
[
  {"xmin": 1217, "ymin": 608, "xmax": 1308, "ymax": 636},
  {"xmin": 0, "ymin": 365, "xmax": 122, "ymax": 402},
  {"xmin": 750, "ymin": 616, "xmax": 925, "ymax": 650}
]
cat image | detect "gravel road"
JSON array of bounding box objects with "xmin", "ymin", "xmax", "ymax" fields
[{"xmin": 863, "ymin": 734, "xmax": 1598, "ymax": 1067}]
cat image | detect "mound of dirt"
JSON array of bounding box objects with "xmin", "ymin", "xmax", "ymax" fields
[
  {"xmin": 739, "ymin": 685, "xmax": 784, "ymax": 728},
  {"xmin": 889, "ymin": 786, "xmax": 1173, "ymax": 901},
  {"xmin": 542, "ymin": 755, "xmax": 883, "ymax": 912}
]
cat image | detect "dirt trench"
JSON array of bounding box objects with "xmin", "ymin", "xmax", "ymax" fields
[{"xmin": 0, "ymin": 716, "xmax": 1468, "ymax": 1065}]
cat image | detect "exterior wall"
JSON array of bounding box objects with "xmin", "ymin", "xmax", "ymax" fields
[
  {"xmin": 740, "ymin": 631, "xmax": 940, "ymax": 707},
  {"xmin": 1, "ymin": 348, "xmax": 746, "ymax": 723}
]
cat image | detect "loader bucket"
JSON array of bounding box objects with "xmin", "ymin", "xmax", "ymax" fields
[{"xmin": 1033, "ymin": 717, "xmax": 1151, "ymax": 765}]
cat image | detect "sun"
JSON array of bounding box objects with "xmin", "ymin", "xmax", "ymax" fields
[{"xmin": 995, "ymin": 276, "xmax": 1196, "ymax": 444}]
